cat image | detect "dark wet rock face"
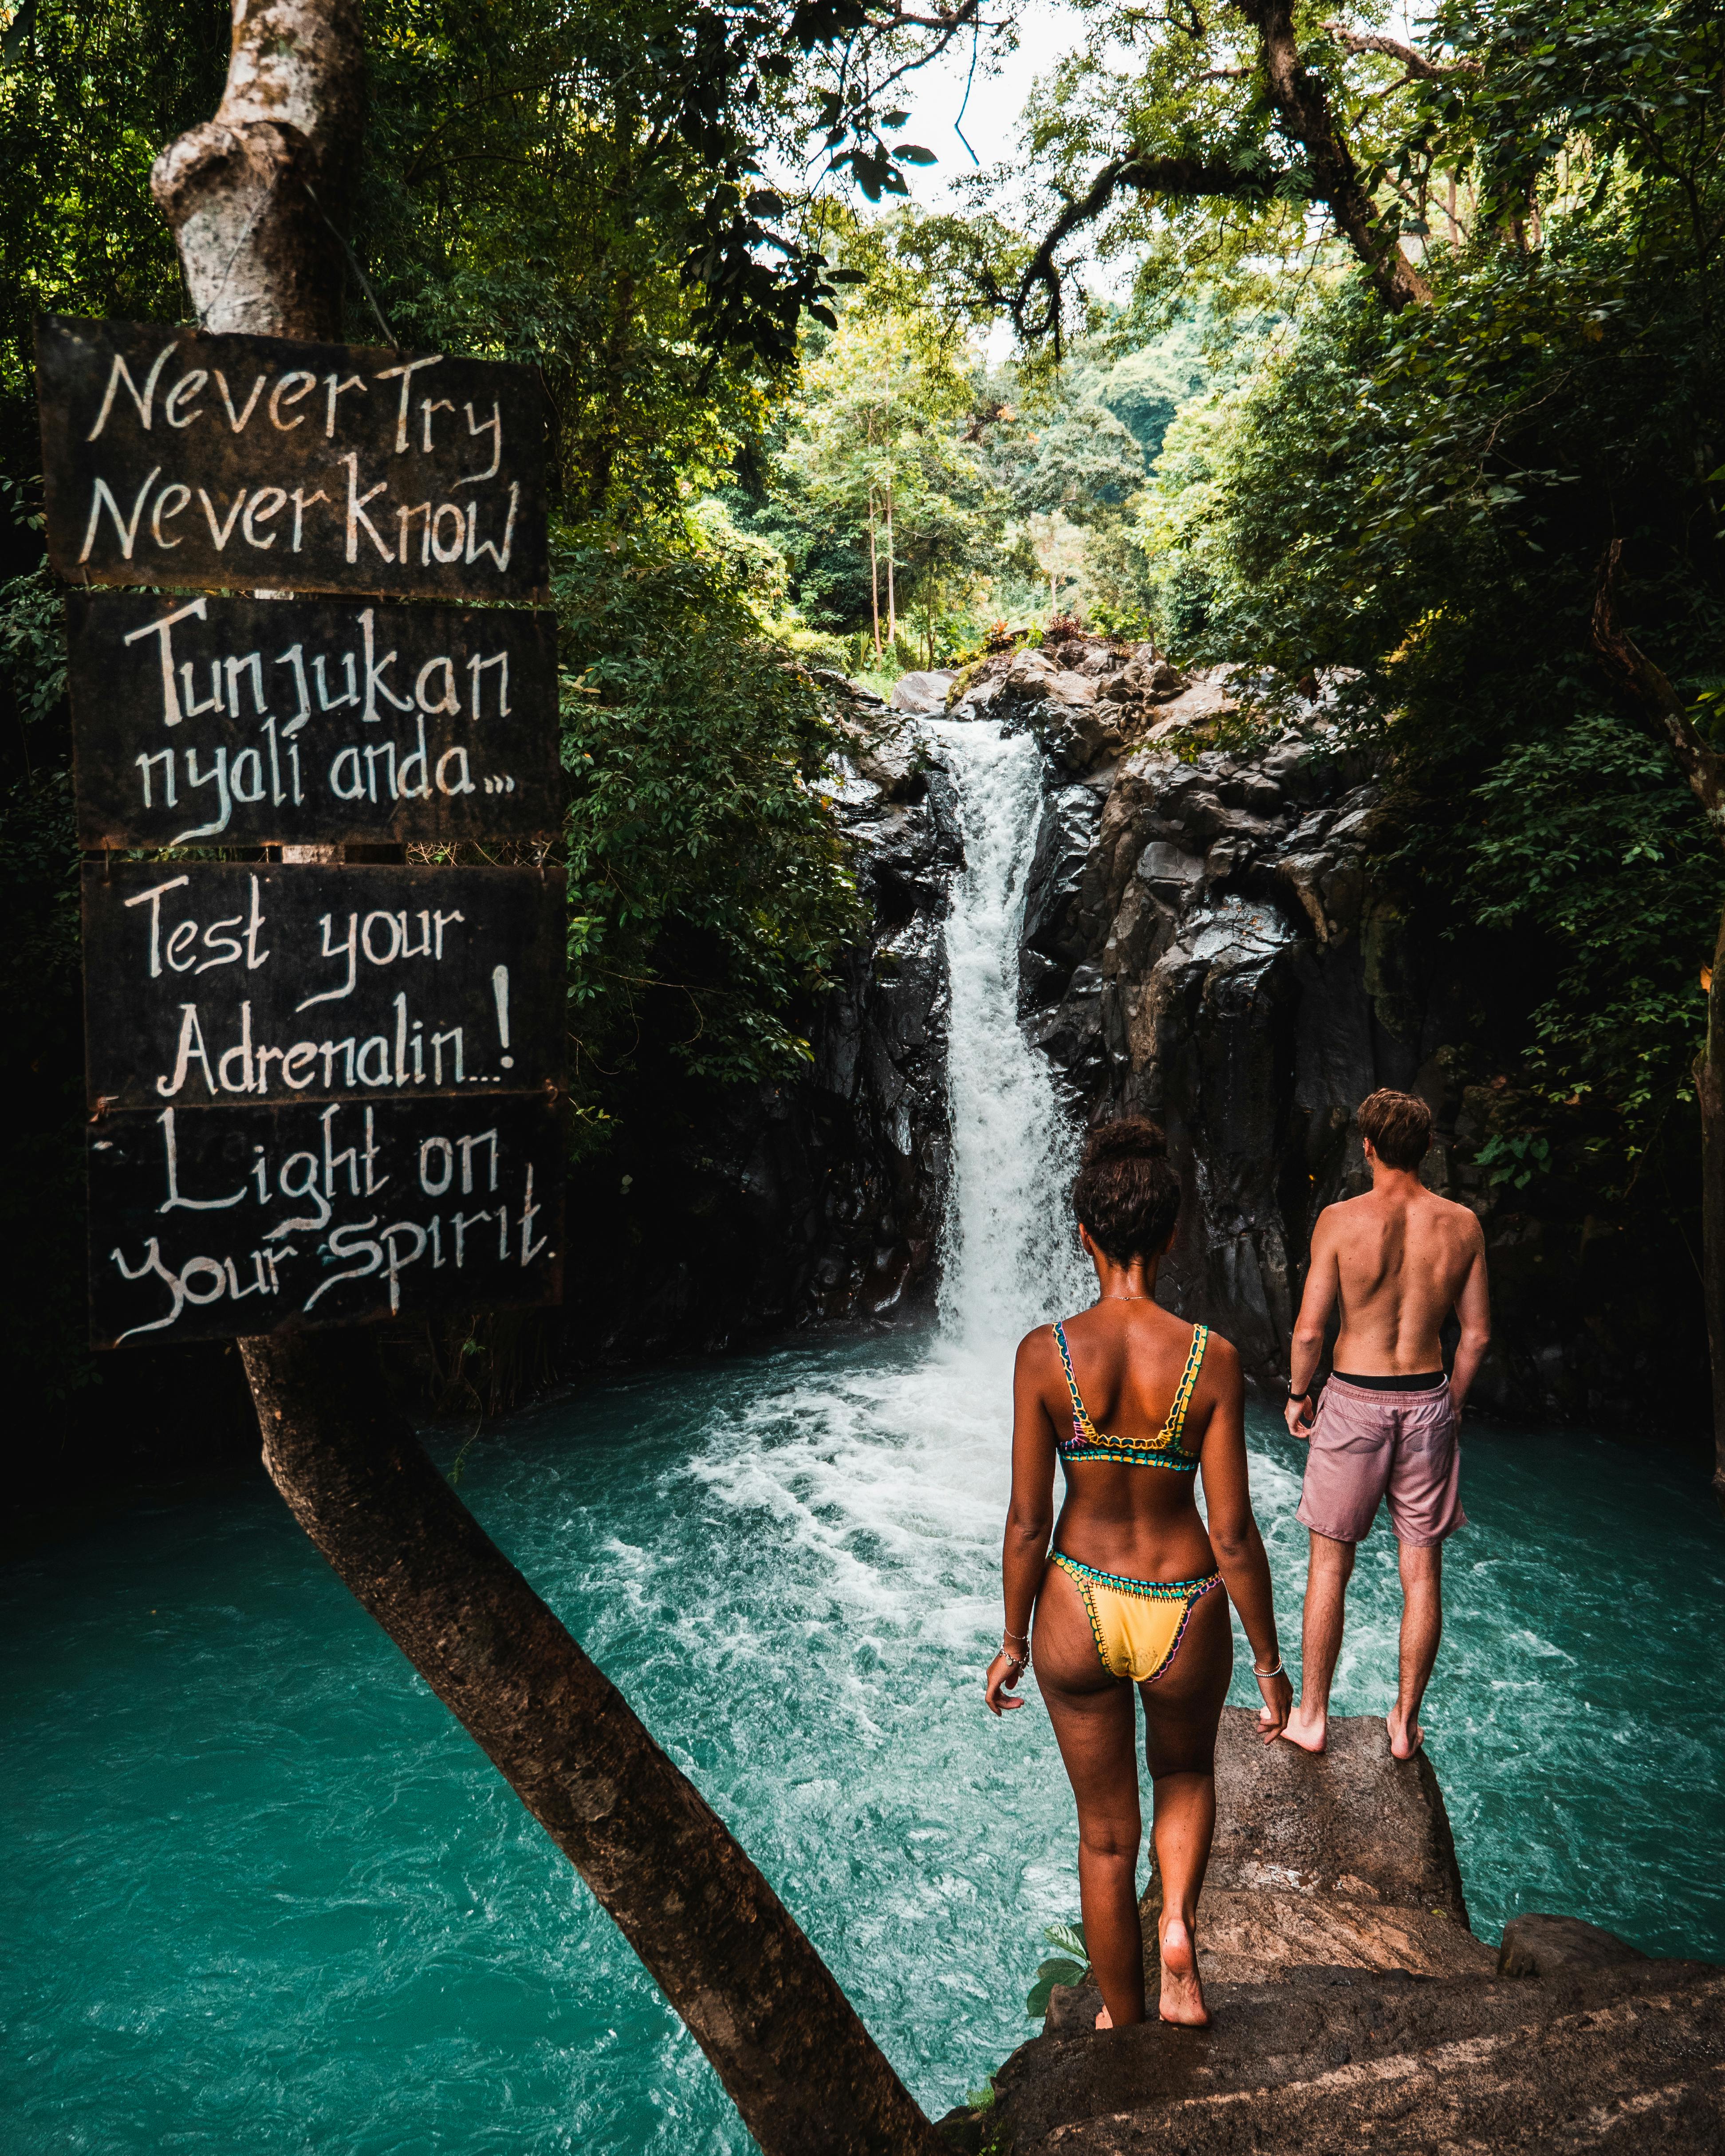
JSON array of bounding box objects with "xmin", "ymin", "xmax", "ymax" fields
[
  {"xmin": 1008, "ymin": 677, "xmax": 1423, "ymax": 1390},
  {"xmin": 800, "ymin": 720, "xmax": 960, "ymax": 1323},
  {"xmin": 1498, "ymin": 1912, "xmax": 1649, "ymax": 1978},
  {"xmin": 998, "ymin": 637, "xmax": 1706, "ymax": 1425},
  {"xmin": 567, "ymin": 692, "xmax": 958, "ymax": 1360}
]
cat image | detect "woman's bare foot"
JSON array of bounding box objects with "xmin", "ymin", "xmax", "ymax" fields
[
  {"xmin": 1387, "ymin": 1704, "xmax": 1424, "ymax": 1759},
  {"xmin": 1280, "ymin": 1702, "xmax": 1327, "ymax": 1754},
  {"xmin": 1094, "ymin": 2004, "xmax": 1113, "ymax": 2030},
  {"xmin": 1158, "ymin": 1916, "xmax": 1210, "ymax": 2028}
]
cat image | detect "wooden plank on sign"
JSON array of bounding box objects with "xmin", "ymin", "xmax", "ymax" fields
[
  {"xmin": 88, "ymin": 1094, "xmax": 564, "ymax": 1348},
  {"xmin": 68, "ymin": 590, "xmax": 566, "ymax": 847},
  {"xmin": 35, "ymin": 315, "xmax": 549, "ymax": 602},
  {"xmin": 84, "ymin": 862, "xmax": 567, "ymax": 1113}
]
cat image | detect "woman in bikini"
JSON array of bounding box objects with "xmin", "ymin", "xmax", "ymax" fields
[{"xmin": 985, "ymin": 1119, "xmax": 1292, "ymax": 2030}]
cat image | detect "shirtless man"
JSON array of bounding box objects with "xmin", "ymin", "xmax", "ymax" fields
[{"xmin": 1282, "ymin": 1089, "xmax": 1491, "ymax": 1761}]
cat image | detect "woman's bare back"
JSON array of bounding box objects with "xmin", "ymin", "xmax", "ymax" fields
[{"xmin": 1033, "ymin": 1299, "xmax": 1226, "ymax": 1581}]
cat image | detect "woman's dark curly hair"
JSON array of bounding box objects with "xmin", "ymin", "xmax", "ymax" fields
[{"xmin": 1071, "ymin": 1117, "xmax": 1182, "ymax": 1266}]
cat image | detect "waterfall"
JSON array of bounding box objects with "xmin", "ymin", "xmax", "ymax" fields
[{"xmin": 928, "ymin": 719, "xmax": 1093, "ymax": 1353}]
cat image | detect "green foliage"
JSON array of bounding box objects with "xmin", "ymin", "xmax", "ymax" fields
[
  {"xmin": 992, "ymin": 399, "xmax": 1144, "ymax": 519},
  {"xmin": 1025, "ymin": 1919, "xmax": 1090, "ymax": 2018},
  {"xmin": 1474, "ymin": 1133, "xmax": 1553, "ymax": 1192},
  {"xmin": 0, "ymin": 755, "xmax": 92, "ymax": 1408},
  {"xmin": 1461, "ymin": 716, "xmax": 1723, "ymax": 1142},
  {"xmin": 353, "ymin": 0, "xmax": 965, "ymax": 385},
  {"xmin": 0, "ymin": 0, "xmax": 228, "ymax": 500},
  {"xmin": 556, "ymin": 527, "xmax": 862, "ymax": 1117},
  {"xmin": 1120, "ymin": 0, "xmax": 1725, "ymax": 1179},
  {"xmin": 0, "ymin": 563, "xmax": 64, "ymax": 737},
  {"xmin": 764, "ymin": 304, "xmax": 1006, "ymax": 660},
  {"xmin": 1076, "ymin": 312, "xmax": 1212, "ymax": 463}
]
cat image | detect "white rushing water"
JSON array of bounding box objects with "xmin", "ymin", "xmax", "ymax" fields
[
  {"xmin": 679, "ymin": 718, "xmax": 1099, "ymax": 1680},
  {"xmin": 927, "ymin": 719, "xmax": 1093, "ymax": 1353}
]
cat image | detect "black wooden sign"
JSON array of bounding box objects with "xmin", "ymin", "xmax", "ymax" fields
[
  {"xmin": 36, "ymin": 315, "xmax": 549, "ymax": 603},
  {"xmin": 84, "ymin": 862, "xmax": 566, "ymax": 1112},
  {"xmin": 68, "ymin": 591, "xmax": 565, "ymax": 848},
  {"xmin": 88, "ymin": 1094, "xmax": 563, "ymax": 1347}
]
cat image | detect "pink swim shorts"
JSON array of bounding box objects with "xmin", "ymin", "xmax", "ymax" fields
[{"xmin": 1296, "ymin": 1377, "xmax": 1467, "ymax": 1547}]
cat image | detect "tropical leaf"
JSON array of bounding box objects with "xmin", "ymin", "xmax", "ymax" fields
[{"xmin": 1025, "ymin": 1955, "xmax": 1088, "ymax": 2018}]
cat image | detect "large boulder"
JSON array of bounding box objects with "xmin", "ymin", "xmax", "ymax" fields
[
  {"xmin": 889, "ymin": 668, "xmax": 953, "ymax": 714},
  {"xmin": 993, "ymin": 1957, "xmax": 1725, "ymax": 2155},
  {"xmin": 982, "ymin": 638, "xmax": 1242, "ymax": 779},
  {"xmin": 1498, "ymin": 1912, "xmax": 1649, "ymax": 1978}
]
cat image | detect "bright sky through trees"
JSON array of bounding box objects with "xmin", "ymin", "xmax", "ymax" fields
[{"xmin": 892, "ymin": 0, "xmax": 1079, "ymax": 211}]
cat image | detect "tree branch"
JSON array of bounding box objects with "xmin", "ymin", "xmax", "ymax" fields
[
  {"xmin": 1238, "ymin": 0, "xmax": 1432, "ymax": 309},
  {"xmin": 1592, "ymin": 539, "xmax": 1725, "ymax": 845},
  {"xmin": 1321, "ymin": 21, "xmax": 1483, "ymax": 81},
  {"xmin": 1011, "ymin": 152, "xmax": 1275, "ymax": 350},
  {"xmin": 1012, "ymin": 0, "xmax": 1438, "ymax": 344}
]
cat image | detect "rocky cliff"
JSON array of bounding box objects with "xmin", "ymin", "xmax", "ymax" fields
[
  {"xmin": 938, "ymin": 1708, "xmax": 1722, "ymax": 2155},
  {"xmin": 560, "ymin": 682, "xmax": 958, "ymax": 1360},
  {"xmin": 951, "ymin": 633, "xmax": 1709, "ymax": 1430}
]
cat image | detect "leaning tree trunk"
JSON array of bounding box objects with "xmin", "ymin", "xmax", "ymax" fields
[{"xmin": 150, "ymin": 6, "xmax": 942, "ymax": 2148}]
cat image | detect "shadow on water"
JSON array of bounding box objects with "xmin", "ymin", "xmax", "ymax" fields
[{"xmin": 4, "ymin": 1334, "xmax": 1724, "ymax": 2156}]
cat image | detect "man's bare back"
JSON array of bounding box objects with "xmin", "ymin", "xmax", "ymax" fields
[
  {"xmin": 1281, "ymin": 1090, "xmax": 1492, "ymax": 1764},
  {"xmin": 1310, "ymin": 1181, "xmax": 1488, "ymax": 1377}
]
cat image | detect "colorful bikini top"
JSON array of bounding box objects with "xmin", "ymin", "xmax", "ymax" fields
[{"xmin": 1053, "ymin": 1318, "xmax": 1209, "ymax": 1472}]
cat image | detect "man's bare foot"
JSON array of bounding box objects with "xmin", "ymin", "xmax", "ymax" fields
[
  {"xmin": 1387, "ymin": 1704, "xmax": 1424, "ymax": 1759},
  {"xmin": 1094, "ymin": 2004, "xmax": 1113, "ymax": 2030},
  {"xmin": 1158, "ymin": 1916, "xmax": 1210, "ymax": 2028},
  {"xmin": 1280, "ymin": 1702, "xmax": 1327, "ymax": 1755}
]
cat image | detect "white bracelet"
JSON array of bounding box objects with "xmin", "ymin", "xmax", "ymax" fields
[{"xmin": 1253, "ymin": 1660, "xmax": 1284, "ymax": 1681}]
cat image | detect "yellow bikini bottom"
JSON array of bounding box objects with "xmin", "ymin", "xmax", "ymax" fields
[{"xmin": 1049, "ymin": 1554, "xmax": 1221, "ymax": 1682}]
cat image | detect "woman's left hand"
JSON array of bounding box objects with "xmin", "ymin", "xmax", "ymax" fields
[
  {"xmin": 985, "ymin": 1651, "xmax": 1027, "ymax": 1715},
  {"xmin": 1255, "ymin": 1667, "xmax": 1293, "ymax": 1743}
]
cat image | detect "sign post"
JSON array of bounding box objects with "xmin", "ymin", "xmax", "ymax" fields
[
  {"xmin": 67, "ymin": 591, "xmax": 563, "ymax": 849},
  {"xmin": 38, "ymin": 314, "xmax": 566, "ymax": 1351},
  {"xmin": 37, "ymin": 317, "xmax": 548, "ymax": 601}
]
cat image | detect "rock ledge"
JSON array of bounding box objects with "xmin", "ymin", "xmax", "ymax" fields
[{"xmin": 941, "ymin": 1710, "xmax": 1721, "ymax": 2153}]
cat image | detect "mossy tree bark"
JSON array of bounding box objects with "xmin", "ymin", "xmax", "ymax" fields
[{"xmin": 152, "ymin": 6, "xmax": 943, "ymax": 2145}]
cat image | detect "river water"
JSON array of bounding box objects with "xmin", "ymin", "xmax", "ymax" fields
[{"xmin": 7, "ymin": 724, "xmax": 1724, "ymax": 2154}]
